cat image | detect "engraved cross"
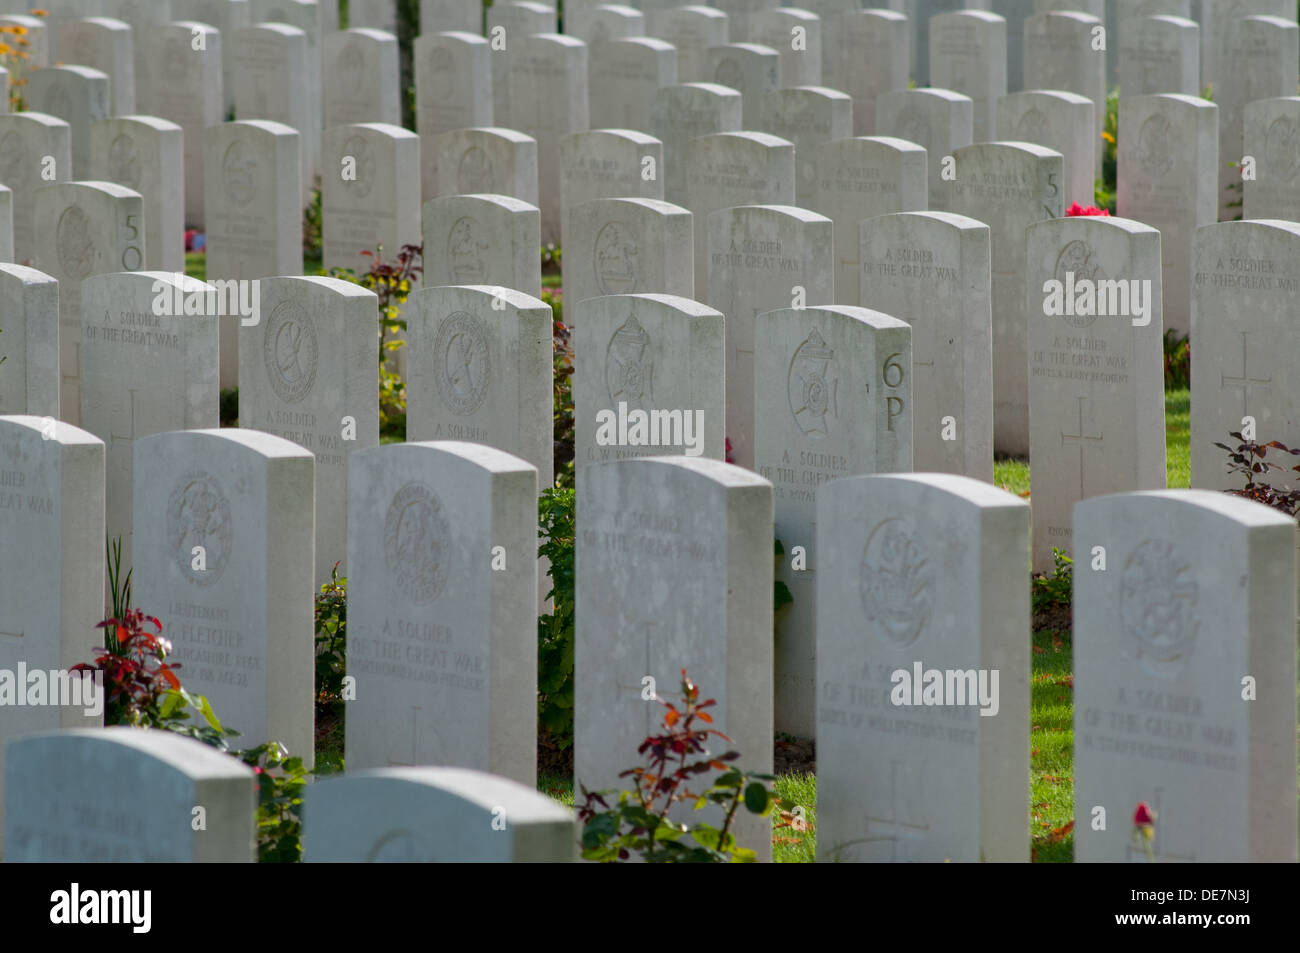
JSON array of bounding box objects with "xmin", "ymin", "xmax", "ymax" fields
[
  {"xmin": 1060, "ymin": 395, "xmax": 1104, "ymax": 499},
  {"xmin": 1220, "ymin": 331, "xmax": 1271, "ymax": 420},
  {"xmin": 387, "ymin": 705, "xmax": 422, "ymax": 767},
  {"xmin": 865, "ymin": 760, "xmax": 930, "ymax": 862},
  {"xmin": 110, "ymin": 389, "xmax": 140, "ymax": 451}
]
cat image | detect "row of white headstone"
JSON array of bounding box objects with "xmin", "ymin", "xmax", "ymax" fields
[
  {"xmin": 5, "ymin": 152, "xmax": 1300, "ymax": 730},
  {"xmin": 4, "ymin": 1, "xmax": 1296, "ymax": 236},
  {"xmin": 1, "ymin": 418, "xmax": 1295, "ymax": 862}
]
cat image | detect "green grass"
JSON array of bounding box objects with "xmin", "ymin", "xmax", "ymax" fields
[
  {"xmin": 1165, "ymin": 389, "xmax": 1190, "ymax": 488},
  {"xmin": 1030, "ymin": 629, "xmax": 1075, "ymax": 862}
]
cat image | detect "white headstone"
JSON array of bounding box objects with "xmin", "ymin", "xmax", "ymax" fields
[
  {"xmin": 304, "ymin": 767, "xmax": 576, "ymax": 861},
  {"xmin": 323, "ymin": 27, "xmax": 400, "ymax": 127},
  {"xmin": 875, "ymin": 87, "xmax": 974, "ymax": 209},
  {"xmin": 651, "ymin": 82, "xmax": 741, "ymax": 205},
  {"xmin": 0, "ymin": 266, "xmax": 60, "ymax": 417},
  {"xmin": 321, "ymin": 121, "xmax": 420, "ymax": 276},
  {"xmin": 1200, "ymin": 0, "xmax": 1291, "ymax": 95},
  {"xmin": 5, "ymin": 727, "xmax": 256, "ymax": 862},
  {"xmin": 231, "ymin": 23, "xmax": 314, "ymax": 205},
  {"xmin": 140, "ymin": 21, "xmax": 222, "ymax": 230},
  {"xmin": 558, "ymin": 129, "xmax": 663, "ymax": 253},
  {"xmin": 569, "ymin": 2, "xmax": 643, "ymax": 45},
  {"xmin": 433, "ymin": 126, "xmax": 538, "ymax": 206},
  {"xmin": 0, "ymin": 415, "xmax": 103, "ymax": 855},
  {"xmin": 34, "ymin": 180, "xmax": 146, "ymax": 424},
  {"xmin": 89, "ymin": 115, "xmax": 186, "ymax": 272},
  {"xmin": 25, "ymin": 66, "xmax": 110, "ymax": 180},
  {"xmin": 1118, "ymin": 14, "xmax": 1200, "ymax": 97},
  {"xmin": 487, "ymin": 2, "xmax": 558, "ymax": 128},
  {"xmin": 1116, "ymin": 94, "xmax": 1218, "ymax": 337},
  {"xmin": 1073, "ymin": 490, "xmax": 1297, "ymax": 862},
  {"xmin": 575, "ymin": 456, "xmax": 774, "ymax": 859},
  {"xmin": 859, "ymin": 210, "xmax": 992, "ymax": 480},
  {"xmin": 248, "ymin": 0, "xmax": 322, "ymax": 180},
  {"xmin": 563, "ymin": 197, "xmax": 694, "ymax": 309},
  {"xmin": 506, "ymin": 34, "xmax": 589, "ymax": 245},
  {"xmin": 1026, "ymin": 215, "xmax": 1167, "ymax": 572},
  {"xmin": 132, "ymin": 428, "xmax": 316, "ymax": 761},
  {"xmin": 706, "ymin": 203, "xmax": 831, "ymax": 470},
  {"xmin": 79, "ymin": 271, "xmax": 217, "ymax": 573},
  {"xmin": 996, "ymin": 90, "xmax": 1095, "ymax": 209},
  {"xmin": 1114, "ymin": 0, "xmax": 1189, "ymax": 90},
  {"xmin": 1189, "ymin": 220, "xmax": 1300, "ymax": 491},
  {"xmin": 755, "ymin": 306, "xmax": 913, "ymax": 737},
  {"xmin": 945, "ymin": 141, "xmax": 1063, "ymax": 458},
  {"xmin": 1022, "ymin": 11, "xmax": 1105, "ymax": 176},
  {"xmin": 706, "ymin": 41, "xmax": 779, "ymax": 129},
  {"xmin": 836, "ymin": 9, "xmax": 908, "ymax": 136},
  {"xmin": 169, "ymin": 0, "xmax": 249, "ymax": 118},
  {"xmin": 573, "ymin": 292, "xmax": 724, "ymax": 467},
  {"xmin": 239, "ymin": 275, "xmax": 379, "ymax": 585},
  {"xmin": 345, "ymin": 441, "xmax": 538, "ymax": 782},
  {"xmin": 649, "ymin": 5, "xmax": 728, "ymax": 83},
  {"xmin": 0, "ymin": 113, "xmax": 72, "ymax": 262},
  {"xmin": 204, "ymin": 120, "xmax": 303, "ymax": 387},
  {"xmin": 684, "ymin": 130, "xmax": 795, "ymax": 302},
  {"xmin": 407, "ymin": 284, "xmax": 553, "ymax": 481},
  {"xmin": 758, "ymin": 86, "xmax": 852, "ymax": 207},
  {"xmin": 588, "ymin": 36, "xmax": 676, "ymax": 131},
  {"xmin": 749, "ymin": 7, "xmax": 821, "ymax": 87},
  {"xmin": 1242, "ymin": 96, "xmax": 1300, "ymax": 223},
  {"xmin": 815, "ymin": 472, "xmax": 1030, "ymax": 861},
  {"xmin": 421, "ymin": 193, "xmax": 542, "ymax": 294},
  {"xmin": 57, "ymin": 16, "xmax": 135, "ymax": 116},
  {"xmin": 1212, "ymin": 15, "xmax": 1299, "ymax": 221},
  {"xmin": 929, "ymin": 10, "xmax": 1006, "ymax": 142},
  {"xmin": 421, "ymin": 0, "xmax": 481, "ymax": 33},
  {"xmin": 808, "ymin": 135, "xmax": 927, "ymax": 305},
  {"xmin": 415, "ymin": 31, "xmax": 492, "ymax": 203}
]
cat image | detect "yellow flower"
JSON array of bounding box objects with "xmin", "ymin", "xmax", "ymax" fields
[
  {"xmin": 1101, "ymin": 131, "xmax": 1115, "ymax": 144},
  {"xmin": 30, "ymin": 9, "xmax": 50, "ymax": 18},
  {"xmin": 0, "ymin": 43, "xmax": 12, "ymax": 56},
  {"xmin": 7, "ymin": 24, "xmax": 26, "ymax": 36}
]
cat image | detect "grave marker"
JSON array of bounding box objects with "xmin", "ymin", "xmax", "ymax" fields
[
  {"xmin": 1073, "ymin": 490, "xmax": 1297, "ymax": 862},
  {"xmin": 132, "ymin": 428, "xmax": 316, "ymax": 761},
  {"xmin": 755, "ymin": 306, "xmax": 913, "ymax": 737},
  {"xmin": 239, "ymin": 275, "xmax": 379, "ymax": 585},
  {"xmin": 345, "ymin": 441, "xmax": 538, "ymax": 783},
  {"xmin": 860, "ymin": 210, "xmax": 992, "ymax": 480},
  {"xmin": 815, "ymin": 473, "xmax": 1030, "ymax": 862}
]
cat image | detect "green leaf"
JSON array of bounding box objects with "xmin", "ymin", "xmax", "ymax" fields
[{"xmin": 743, "ymin": 780, "xmax": 769, "ymax": 811}]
